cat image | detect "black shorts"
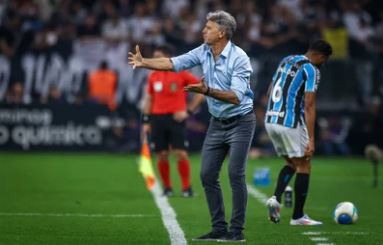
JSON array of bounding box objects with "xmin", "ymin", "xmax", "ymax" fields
[{"xmin": 151, "ymin": 114, "xmax": 188, "ymax": 152}]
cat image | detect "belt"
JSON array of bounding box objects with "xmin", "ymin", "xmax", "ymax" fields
[{"xmin": 213, "ymin": 111, "xmax": 253, "ymax": 124}]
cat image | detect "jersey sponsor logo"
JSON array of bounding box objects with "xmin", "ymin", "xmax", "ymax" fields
[
  {"xmin": 266, "ymin": 110, "xmax": 285, "ymax": 117},
  {"xmin": 277, "ymin": 67, "xmax": 296, "ymax": 77}
]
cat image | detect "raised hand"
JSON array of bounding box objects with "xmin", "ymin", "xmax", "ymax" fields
[{"xmin": 128, "ymin": 45, "xmax": 143, "ymax": 69}]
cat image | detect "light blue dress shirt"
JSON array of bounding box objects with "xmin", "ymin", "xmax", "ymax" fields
[{"xmin": 171, "ymin": 41, "xmax": 254, "ymax": 118}]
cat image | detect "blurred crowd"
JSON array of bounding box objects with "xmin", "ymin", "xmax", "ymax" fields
[
  {"xmin": 1, "ymin": 0, "xmax": 383, "ymax": 104},
  {"xmin": 0, "ymin": 0, "xmax": 382, "ymax": 154}
]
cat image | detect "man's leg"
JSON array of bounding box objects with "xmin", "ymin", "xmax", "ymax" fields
[
  {"xmin": 170, "ymin": 119, "xmax": 192, "ymax": 194},
  {"xmin": 151, "ymin": 115, "xmax": 172, "ymax": 195},
  {"xmin": 226, "ymin": 114, "xmax": 256, "ymax": 233},
  {"xmin": 292, "ymin": 157, "xmax": 310, "ymax": 220},
  {"xmin": 200, "ymin": 120, "xmax": 228, "ymax": 233},
  {"xmin": 273, "ymin": 157, "xmax": 296, "ymax": 203},
  {"xmin": 156, "ymin": 151, "xmax": 172, "ymax": 195},
  {"xmin": 289, "ymin": 157, "xmax": 321, "ymax": 225},
  {"xmin": 174, "ymin": 149, "xmax": 192, "ymax": 193}
]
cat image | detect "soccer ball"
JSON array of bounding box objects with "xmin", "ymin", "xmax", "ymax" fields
[{"xmin": 333, "ymin": 202, "xmax": 358, "ymax": 224}]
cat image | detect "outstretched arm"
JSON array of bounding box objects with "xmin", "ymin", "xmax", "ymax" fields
[{"xmin": 128, "ymin": 45, "xmax": 174, "ymax": 71}]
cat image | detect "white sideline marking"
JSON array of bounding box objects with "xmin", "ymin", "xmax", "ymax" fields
[
  {"xmin": 310, "ymin": 237, "xmax": 329, "ymax": 241},
  {"xmin": 303, "ymin": 231, "xmax": 369, "ymax": 236},
  {"xmin": 303, "ymin": 232, "xmax": 322, "ymax": 235},
  {"xmin": 0, "ymin": 213, "xmax": 154, "ymax": 218},
  {"xmin": 151, "ymin": 181, "xmax": 187, "ymax": 245},
  {"xmin": 246, "ymin": 184, "xmax": 268, "ymax": 205}
]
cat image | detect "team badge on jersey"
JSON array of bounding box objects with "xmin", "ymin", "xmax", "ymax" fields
[{"xmin": 170, "ymin": 82, "xmax": 178, "ymax": 92}]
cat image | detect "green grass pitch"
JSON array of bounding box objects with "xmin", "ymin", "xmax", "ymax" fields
[{"xmin": 0, "ymin": 153, "xmax": 382, "ymax": 244}]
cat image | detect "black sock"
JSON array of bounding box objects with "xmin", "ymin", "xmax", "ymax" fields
[
  {"xmin": 273, "ymin": 165, "xmax": 296, "ymax": 203},
  {"xmin": 292, "ymin": 173, "xmax": 310, "ymax": 220}
]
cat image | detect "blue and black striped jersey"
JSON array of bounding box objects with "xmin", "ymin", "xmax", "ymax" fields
[{"xmin": 265, "ymin": 55, "xmax": 320, "ymax": 128}]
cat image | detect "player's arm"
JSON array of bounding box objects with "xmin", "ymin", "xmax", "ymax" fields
[
  {"xmin": 185, "ymin": 78, "xmax": 240, "ymax": 105},
  {"xmin": 303, "ymin": 64, "xmax": 319, "ymax": 158},
  {"xmin": 187, "ymin": 93, "xmax": 206, "ymax": 114},
  {"xmin": 129, "ymin": 45, "xmax": 173, "ymax": 71},
  {"xmin": 304, "ymin": 92, "xmax": 316, "ymax": 157},
  {"xmin": 142, "ymin": 93, "xmax": 152, "ymax": 135}
]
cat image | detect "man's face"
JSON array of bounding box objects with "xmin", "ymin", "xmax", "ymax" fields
[{"xmin": 202, "ymin": 20, "xmax": 224, "ymax": 45}]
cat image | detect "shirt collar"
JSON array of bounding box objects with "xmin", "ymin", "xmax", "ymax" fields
[
  {"xmin": 206, "ymin": 41, "xmax": 232, "ymax": 59},
  {"xmin": 220, "ymin": 41, "xmax": 232, "ymax": 58}
]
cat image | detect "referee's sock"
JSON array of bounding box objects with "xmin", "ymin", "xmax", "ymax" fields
[
  {"xmin": 178, "ymin": 159, "xmax": 190, "ymax": 190},
  {"xmin": 274, "ymin": 165, "xmax": 296, "ymax": 203},
  {"xmin": 292, "ymin": 173, "xmax": 310, "ymax": 219},
  {"xmin": 158, "ymin": 160, "xmax": 171, "ymax": 189}
]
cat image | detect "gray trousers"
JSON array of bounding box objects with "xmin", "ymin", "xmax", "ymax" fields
[{"xmin": 200, "ymin": 112, "xmax": 256, "ymax": 233}]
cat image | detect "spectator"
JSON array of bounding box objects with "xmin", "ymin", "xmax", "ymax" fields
[
  {"xmin": 88, "ymin": 61, "xmax": 117, "ymax": 110},
  {"xmin": 5, "ymin": 81, "xmax": 24, "ymax": 104}
]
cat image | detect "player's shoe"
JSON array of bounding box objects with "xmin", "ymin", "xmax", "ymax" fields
[
  {"xmin": 162, "ymin": 188, "xmax": 174, "ymax": 197},
  {"xmin": 266, "ymin": 196, "xmax": 281, "ymax": 223},
  {"xmin": 290, "ymin": 214, "xmax": 323, "ymax": 226},
  {"xmin": 182, "ymin": 187, "xmax": 194, "ymax": 198}
]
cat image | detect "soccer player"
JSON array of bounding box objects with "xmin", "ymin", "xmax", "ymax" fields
[
  {"xmin": 265, "ymin": 40, "xmax": 332, "ymax": 225},
  {"xmin": 129, "ymin": 10, "xmax": 255, "ymax": 242},
  {"xmin": 142, "ymin": 44, "xmax": 204, "ymax": 197}
]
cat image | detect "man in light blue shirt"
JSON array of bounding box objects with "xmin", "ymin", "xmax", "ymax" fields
[{"xmin": 129, "ymin": 10, "xmax": 255, "ymax": 242}]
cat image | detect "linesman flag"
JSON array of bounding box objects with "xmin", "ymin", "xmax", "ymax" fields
[{"xmin": 139, "ymin": 137, "xmax": 156, "ymax": 190}]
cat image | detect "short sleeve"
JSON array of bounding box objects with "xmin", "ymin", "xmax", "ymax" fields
[
  {"xmin": 181, "ymin": 71, "xmax": 199, "ymax": 86},
  {"xmin": 303, "ymin": 64, "xmax": 320, "ymax": 92},
  {"xmin": 147, "ymin": 72, "xmax": 155, "ymax": 95}
]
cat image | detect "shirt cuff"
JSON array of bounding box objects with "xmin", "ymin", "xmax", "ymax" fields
[
  {"xmin": 232, "ymin": 89, "xmax": 244, "ymax": 102},
  {"xmin": 170, "ymin": 57, "xmax": 181, "ymax": 72}
]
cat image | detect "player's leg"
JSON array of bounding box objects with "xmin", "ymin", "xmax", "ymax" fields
[
  {"xmin": 174, "ymin": 149, "xmax": 193, "ymax": 197},
  {"xmin": 288, "ymin": 124, "xmax": 322, "ymax": 225},
  {"xmin": 170, "ymin": 118, "xmax": 193, "ymax": 196},
  {"xmin": 273, "ymin": 156, "xmax": 296, "ymax": 203},
  {"xmin": 265, "ymin": 123, "xmax": 292, "ymax": 223},
  {"xmin": 291, "ymin": 156, "xmax": 310, "ymax": 220},
  {"xmin": 151, "ymin": 115, "xmax": 172, "ymax": 196},
  {"xmin": 156, "ymin": 150, "xmax": 172, "ymax": 196}
]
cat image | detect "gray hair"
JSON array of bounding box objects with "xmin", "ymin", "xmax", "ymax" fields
[{"xmin": 206, "ymin": 10, "xmax": 237, "ymax": 40}]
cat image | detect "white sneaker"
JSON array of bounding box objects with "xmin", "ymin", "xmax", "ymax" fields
[
  {"xmin": 290, "ymin": 214, "xmax": 323, "ymax": 226},
  {"xmin": 266, "ymin": 196, "xmax": 281, "ymax": 223}
]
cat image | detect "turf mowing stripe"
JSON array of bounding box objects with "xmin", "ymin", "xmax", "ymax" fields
[
  {"xmin": 151, "ymin": 181, "xmax": 187, "ymax": 245},
  {"xmin": 247, "ymin": 184, "xmax": 336, "ymax": 245},
  {"xmin": 0, "ymin": 213, "xmax": 155, "ymax": 218}
]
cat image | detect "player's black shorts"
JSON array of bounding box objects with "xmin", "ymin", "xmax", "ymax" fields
[{"xmin": 150, "ymin": 114, "xmax": 188, "ymax": 152}]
